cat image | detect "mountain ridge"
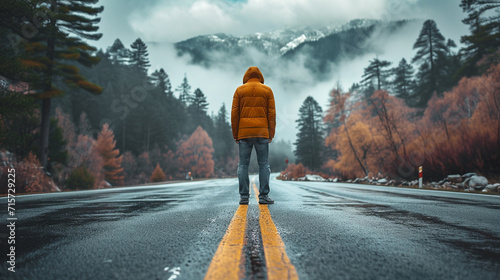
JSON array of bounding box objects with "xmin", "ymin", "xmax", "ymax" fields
[{"xmin": 174, "ymin": 18, "xmax": 418, "ymax": 79}]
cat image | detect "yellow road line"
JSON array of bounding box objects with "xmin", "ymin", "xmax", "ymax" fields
[
  {"xmin": 253, "ymin": 184, "xmax": 299, "ymax": 280},
  {"xmin": 204, "ymin": 205, "xmax": 248, "ymax": 280}
]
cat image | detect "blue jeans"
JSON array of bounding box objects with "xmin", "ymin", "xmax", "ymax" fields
[{"xmin": 238, "ymin": 137, "xmax": 270, "ymax": 198}]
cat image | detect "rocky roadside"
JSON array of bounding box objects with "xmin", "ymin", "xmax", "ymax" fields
[{"xmin": 289, "ymin": 172, "xmax": 500, "ymax": 195}]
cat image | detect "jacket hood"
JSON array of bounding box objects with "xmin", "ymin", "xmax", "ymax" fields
[{"xmin": 243, "ymin": 66, "xmax": 264, "ymax": 84}]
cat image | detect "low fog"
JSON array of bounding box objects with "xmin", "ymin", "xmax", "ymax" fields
[
  {"xmin": 142, "ymin": 20, "xmax": 427, "ymax": 143},
  {"xmin": 93, "ymin": 0, "xmax": 468, "ymax": 143}
]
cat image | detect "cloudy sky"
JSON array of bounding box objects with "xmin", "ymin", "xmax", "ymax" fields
[
  {"xmin": 97, "ymin": 0, "xmax": 467, "ymax": 46},
  {"xmin": 94, "ymin": 0, "xmax": 469, "ymax": 142}
]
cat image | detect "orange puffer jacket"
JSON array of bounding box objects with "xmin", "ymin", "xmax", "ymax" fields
[{"xmin": 231, "ymin": 66, "xmax": 276, "ymax": 141}]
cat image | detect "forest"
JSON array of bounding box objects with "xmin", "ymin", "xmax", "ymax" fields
[
  {"xmin": 289, "ymin": 2, "xmax": 500, "ymax": 182},
  {"xmin": 1, "ymin": 0, "xmax": 499, "ymax": 193},
  {"xmin": 0, "ymin": 0, "xmax": 293, "ymax": 193}
]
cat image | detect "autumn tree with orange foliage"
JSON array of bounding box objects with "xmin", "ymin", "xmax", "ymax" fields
[
  {"xmin": 325, "ymin": 113, "xmax": 382, "ymax": 178},
  {"xmin": 279, "ymin": 163, "xmax": 310, "ymax": 180},
  {"xmin": 324, "ymin": 89, "xmax": 369, "ymax": 176},
  {"xmin": 151, "ymin": 163, "xmax": 167, "ymax": 183},
  {"xmin": 324, "ymin": 63, "xmax": 500, "ymax": 181},
  {"xmin": 16, "ymin": 152, "xmax": 52, "ymax": 193},
  {"xmin": 366, "ymin": 90, "xmax": 416, "ymax": 177},
  {"xmin": 56, "ymin": 107, "xmax": 103, "ymax": 189},
  {"xmin": 177, "ymin": 126, "xmax": 214, "ymax": 178},
  {"xmin": 408, "ymin": 63, "xmax": 500, "ymax": 180},
  {"xmin": 96, "ymin": 124, "xmax": 124, "ymax": 186},
  {"xmin": 325, "ymin": 63, "xmax": 500, "ymax": 181}
]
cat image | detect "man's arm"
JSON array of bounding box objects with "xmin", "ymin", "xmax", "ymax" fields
[
  {"xmin": 231, "ymin": 90, "xmax": 240, "ymax": 142},
  {"xmin": 268, "ymin": 89, "xmax": 276, "ymax": 142}
]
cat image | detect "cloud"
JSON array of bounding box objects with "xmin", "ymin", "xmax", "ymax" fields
[{"xmin": 129, "ymin": 0, "xmax": 423, "ymax": 42}]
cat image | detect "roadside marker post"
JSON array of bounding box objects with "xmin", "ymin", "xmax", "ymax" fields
[{"xmin": 419, "ymin": 166, "xmax": 423, "ymax": 188}]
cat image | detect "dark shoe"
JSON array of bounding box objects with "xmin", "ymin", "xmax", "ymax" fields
[
  {"xmin": 259, "ymin": 195, "xmax": 274, "ymax": 204},
  {"xmin": 239, "ymin": 197, "xmax": 249, "ymax": 205}
]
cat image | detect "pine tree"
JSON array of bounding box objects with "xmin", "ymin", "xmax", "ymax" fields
[
  {"xmin": 107, "ymin": 38, "xmax": 129, "ymax": 65},
  {"xmin": 19, "ymin": 0, "xmax": 104, "ymax": 170},
  {"xmin": 412, "ymin": 19, "xmax": 448, "ymax": 106},
  {"xmin": 187, "ymin": 88, "xmax": 213, "ymax": 134},
  {"xmin": 391, "ymin": 58, "xmax": 415, "ymax": 100},
  {"xmin": 0, "ymin": 91, "xmax": 39, "ymax": 158},
  {"xmin": 176, "ymin": 74, "xmax": 192, "ymax": 105},
  {"xmin": 96, "ymin": 123, "xmax": 124, "ymax": 186},
  {"xmin": 213, "ymin": 103, "xmax": 234, "ymax": 165},
  {"xmin": 361, "ymin": 57, "xmax": 392, "ymax": 96},
  {"xmin": 294, "ymin": 96, "xmax": 325, "ymax": 171},
  {"xmin": 190, "ymin": 88, "xmax": 209, "ymax": 112},
  {"xmin": 0, "ymin": 1, "xmax": 30, "ymax": 82},
  {"xmin": 129, "ymin": 38, "xmax": 150, "ymax": 73},
  {"xmin": 48, "ymin": 118, "xmax": 68, "ymax": 166},
  {"xmin": 446, "ymin": 39, "xmax": 457, "ymax": 56},
  {"xmin": 412, "ymin": 20, "xmax": 448, "ymax": 71},
  {"xmin": 152, "ymin": 68, "xmax": 173, "ymax": 97},
  {"xmin": 459, "ymin": 0, "xmax": 500, "ymax": 76}
]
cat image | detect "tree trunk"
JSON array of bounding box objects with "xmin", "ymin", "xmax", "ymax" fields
[
  {"xmin": 40, "ymin": 1, "xmax": 57, "ymax": 170},
  {"xmin": 343, "ymin": 120, "xmax": 368, "ymax": 176},
  {"xmin": 40, "ymin": 98, "xmax": 51, "ymax": 169},
  {"xmin": 443, "ymin": 119, "xmax": 450, "ymax": 140},
  {"xmin": 122, "ymin": 118, "xmax": 126, "ymax": 152},
  {"xmin": 376, "ymin": 65, "xmax": 381, "ymax": 90},
  {"xmin": 147, "ymin": 124, "xmax": 150, "ymax": 154}
]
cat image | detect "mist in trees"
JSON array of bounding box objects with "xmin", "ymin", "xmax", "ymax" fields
[
  {"xmin": 361, "ymin": 57, "xmax": 392, "ymax": 97},
  {"xmin": 459, "ymin": 0, "xmax": 500, "ymax": 76},
  {"xmin": 288, "ymin": 2, "xmax": 500, "ymax": 181},
  {"xmin": 294, "ymin": 96, "xmax": 325, "ymax": 171}
]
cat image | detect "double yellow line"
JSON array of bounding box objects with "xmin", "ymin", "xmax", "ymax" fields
[{"xmin": 204, "ymin": 180, "xmax": 298, "ymax": 280}]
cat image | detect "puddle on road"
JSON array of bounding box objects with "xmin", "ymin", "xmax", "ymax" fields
[
  {"xmin": 33, "ymin": 199, "xmax": 179, "ymax": 227},
  {"xmin": 15, "ymin": 198, "xmax": 181, "ymax": 260}
]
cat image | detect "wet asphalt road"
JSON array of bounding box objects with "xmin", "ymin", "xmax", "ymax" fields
[{"xmin": 1, "ymin": 175, "xmax": 500, "ymax": 280}]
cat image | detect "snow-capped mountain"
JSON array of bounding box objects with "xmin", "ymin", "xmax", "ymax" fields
[
  {"xmin": 175, "ymin": 19, "xmax": 379, "ymax": 58},
  {"xmin": 174, "ymin": 19, "xmax": 415, "ymax": 79}
]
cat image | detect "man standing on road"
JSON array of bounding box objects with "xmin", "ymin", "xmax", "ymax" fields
[{"xmin": 231, "ymin": 66, "xmax": 276, "ymax": 205}]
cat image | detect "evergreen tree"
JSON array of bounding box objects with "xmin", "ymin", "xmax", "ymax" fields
[
  {"xmin": 294, "ymin": 96, "xmax": 325, "ymax": 171},
  {"xmin": 19, "ymin": 0, "xmax": 104, "ymax": 170},
  {"xmin": 213, "ymin": 103, "xmax": 234, "ymax": 164},
  {"xmin": 0, "ymin": 90, "xmax": 39, "ymax": 158},
  {"xmin": 412, "ymin": 19, "xmax": 448, "ymax": 106},
  {"xmin": 190, "ymin": 88, "xmax": 209, "ymax": 112},
  {"xmin": 412, "ymin": 20, "xmax": 448, "ymax": 71},
  {"xmin": 446, "ymin": 39, "xmax": 457, "ymax": 56},
  {"xmin": 361, "ymin": 57, "xmax": 392, "ymax": 97},
  {"xmin": 176, "ymin": 74, "xmax": 192, "ymax": 105},
  {"xmin": 187, "ymin": 88, "xmax": 213, "ymax": 135},
  {"xmin": 0, "ymin": 0, "xmax": 30, "ymax": 82},
  {"xmin": 391, "ymin": 58, "xmax": 415, "ymax": 100},
  {"xmin": 107, "ymin": 38, "xmax": 129, "ymax": 65},
  {"xmin": 48, "ymin": 118, "xmax": 68, "ymax": 166},
  {"xmin": 129, "ymin": 38, "xmax": 150, "ymax": 73},
  {"xmin": 96, "ymin": 123, "xmax": 124, "ymax": 186},
  {"xmin": 152, "ymin": 68, "xmax": 173, "ymax": 97},
  {"xmin": 460, "ymin": 0, "xmax": 500, "ymax": 76}
]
